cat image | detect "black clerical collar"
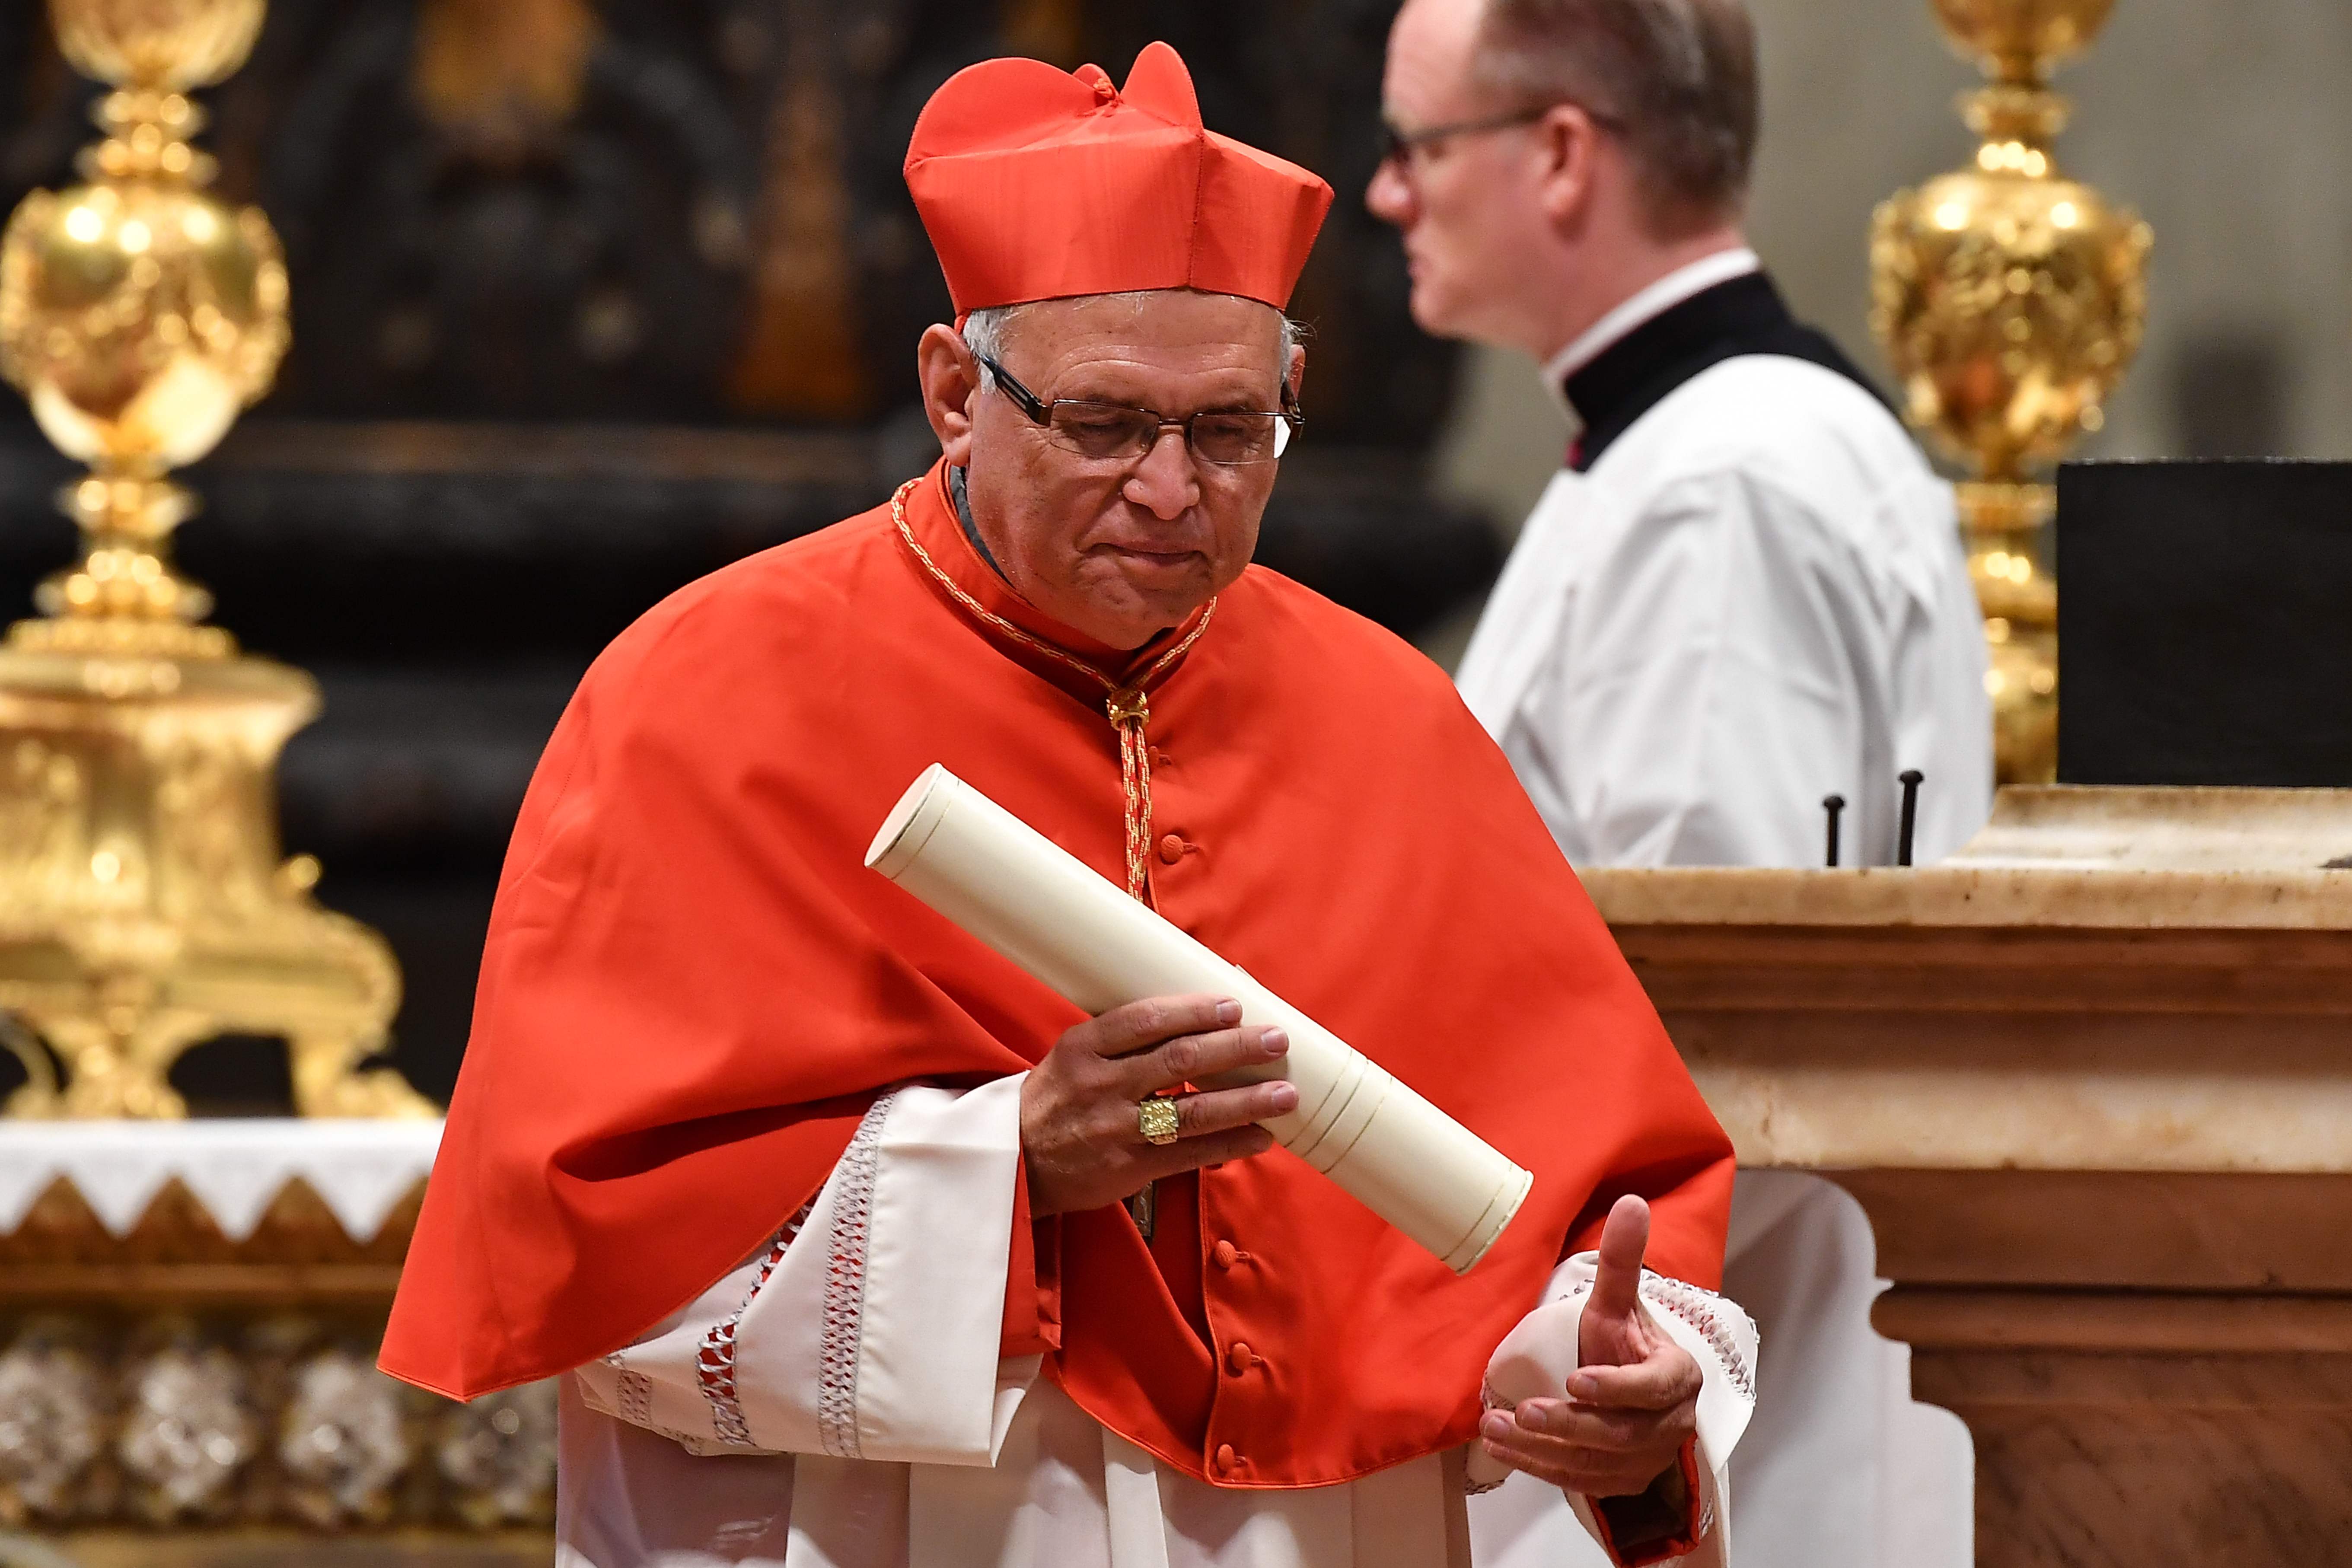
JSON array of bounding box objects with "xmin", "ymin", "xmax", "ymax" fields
[
  {"xmin": 1559, "ymin": 271, "xmax": 1890, "ymax": 472},
  {"xmin": 947, "ymin": 465, "xmax": 1008, "ymax": 580}
]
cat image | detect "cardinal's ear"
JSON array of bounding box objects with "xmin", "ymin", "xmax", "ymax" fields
[{"xmin": 917, "ymin": 324, "xmax": 983, "ymax": 467}]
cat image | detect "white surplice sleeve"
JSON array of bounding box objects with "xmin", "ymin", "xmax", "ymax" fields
[
  {"xmin": 1467, "ymin": 1256, "xmax": 1758, "ymax": 1568},
  {"xmin": 572, "ymin": 1075, "xmax": 1040, "ymax": 1467}
]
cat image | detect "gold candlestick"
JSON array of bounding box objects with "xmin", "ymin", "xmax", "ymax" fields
[
  {"xmin": 1870, "ymin": 0, "xmax": 2151, "ymax": 783},
  {"xmin": 0, "ymin": 0, "xmax": 431, "ymax": 1118}
]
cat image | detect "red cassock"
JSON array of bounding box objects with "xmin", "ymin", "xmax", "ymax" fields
[{"xmin": 380, "ymin": 461, "xmax": 1735, "ymax": 1489}]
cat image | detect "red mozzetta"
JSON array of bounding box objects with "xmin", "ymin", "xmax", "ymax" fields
[{"xmin": 381, "ymin": 463, "xmax": 1734, "ymax": 1488}]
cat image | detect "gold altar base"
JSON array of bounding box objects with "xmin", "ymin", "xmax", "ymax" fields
[{"xmin": 0, "ymin": 630, "xmax": 425, "ymax": 1121}]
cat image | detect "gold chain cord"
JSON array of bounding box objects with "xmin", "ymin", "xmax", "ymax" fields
[{"xmin": 892, "ymin": 478, "xmax": 1215, "ymax": 901}]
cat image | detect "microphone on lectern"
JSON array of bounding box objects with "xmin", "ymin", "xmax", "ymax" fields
[{"xmin": 1897, "ymin": 770, "xmax": 1925, "ymax": 867}]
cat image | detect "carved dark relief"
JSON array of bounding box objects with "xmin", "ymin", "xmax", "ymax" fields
[
  {"xmin": 0, "ymin": 1, "xmax": 1449, "ymax": 434},
  {"xmin": 245, "ymin": 0, "xmax": 759, "ymax": 418}
]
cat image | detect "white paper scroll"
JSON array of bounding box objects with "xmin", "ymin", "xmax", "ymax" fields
[{"xmin": 866, "ymin": 763, "xmax": 1532, "ymax": 1274}]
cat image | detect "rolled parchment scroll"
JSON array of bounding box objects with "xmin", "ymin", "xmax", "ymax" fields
[{"xmin": 866, "ymin": 763, "xmax": 1533, "ymax": 1274}]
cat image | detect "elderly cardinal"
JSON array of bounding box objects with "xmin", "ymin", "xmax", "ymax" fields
[{"xmin": 382, "ymin": 41, "xmax": 1753, "ymax": 1568}]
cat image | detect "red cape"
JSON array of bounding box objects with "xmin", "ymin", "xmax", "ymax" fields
[{"xmin": 382, "ymin": 463, "xmax": 1733, "ymax": 1488}]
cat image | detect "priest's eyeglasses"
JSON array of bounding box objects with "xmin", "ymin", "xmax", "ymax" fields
[
  {"xmin": 1378, "ymin": 103, "xmax": 1625, "ymax": 172},
  {"xmin": 976, "ymin": 354, "xmax": 1301, "ymax": 465}
]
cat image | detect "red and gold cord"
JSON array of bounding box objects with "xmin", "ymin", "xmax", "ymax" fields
[{"xmin": 892, "ymin": 478, "xmax": 1214, "ymax": 901}]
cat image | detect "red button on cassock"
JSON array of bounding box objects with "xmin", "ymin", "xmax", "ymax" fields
[
  {"xmin": 1158, "ymin": 833, "xmax": 1186, "ymax": 864},
  {"xmin": 1211, "ymin": 1240, "xmax": 1238, "ymax": 1269},
  {"xmin": 1215, "ymin": 1443, "xmax": 1237, "ymax": 1472},
  {"xmin": 1226, "ymin": 1341, "xmax": 1252, "ymax": 1375}
]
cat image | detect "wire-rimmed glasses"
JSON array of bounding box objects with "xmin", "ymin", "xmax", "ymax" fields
[{"xmin": 976, "ymin": 354, "xmax": 1301, "ymax": 466}]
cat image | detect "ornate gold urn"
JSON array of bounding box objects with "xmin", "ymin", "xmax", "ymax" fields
[
  {"xmin": 1870, "ymin": 0, "xmax": 2152, "ymax": 782},
  {"xmin": 0, "ymin": 0, "xmax": 431, "ymax": 1118}
]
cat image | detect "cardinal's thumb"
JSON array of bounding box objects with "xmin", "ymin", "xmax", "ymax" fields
[{"xmin": 1584, "ymin": 1194, "xmax": 1652, "ymax": 1339}]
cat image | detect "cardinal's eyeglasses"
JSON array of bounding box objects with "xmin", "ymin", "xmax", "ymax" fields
[{"xmin": 976, "ymin": 354, "xmax": 1301, "ymax": 466}]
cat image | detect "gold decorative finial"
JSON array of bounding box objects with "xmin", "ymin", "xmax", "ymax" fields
[
  {"xmin": 0, "ymin": 0, "xmax": 433, "ymax": 1119},
  {"xmin": 1870, "ymin": 0, "xmax": 2151, "ymax": 783},
  {"xmin": 0, "ymin": 0, "xmax": 284, "ymax": 663}
]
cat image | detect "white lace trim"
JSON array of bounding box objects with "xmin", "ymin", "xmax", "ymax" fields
[
  {"xmin": 1642, "ymin": 1275, "xmax": 1755, "ymax": 1401},
  {"xmin": 694, "ymin": 1197, "xmax": 817, "ymax": 1447},
  {"xmin": 615, "ymin": 1366, "xmax": 653, "ymax": 1428},
  {"xmin": 599, "ymin": 1353, "xmax": 700, "ymax": 1450},
  {"xmin": 1482, "ymin": 1270, "xmax": 1756, "ymax": 1409},
  {"xmin": 1469, "ymin": 1268, "xmax": 1753, "ymax": 1501},
  {"xmin": 816, "ymin": 1089, "xmax": 899, "ymax": 1459}
]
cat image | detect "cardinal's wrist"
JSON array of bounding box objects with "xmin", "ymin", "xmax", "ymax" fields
[{"xmin": 1590, "ymin": 1455, "xmax": 1690, "ymax": 1547}]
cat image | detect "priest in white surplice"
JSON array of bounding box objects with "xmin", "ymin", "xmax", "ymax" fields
[
  {"xmin": 1369, "ymin": 3, "xmax": 1992, "ymax": 1567},
  {"xmin": 384, "ymin": 42, "xmax": 1759, "ymax": 1568}
]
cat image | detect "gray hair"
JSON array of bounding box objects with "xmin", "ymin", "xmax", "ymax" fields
[
  {"xmin": 962, "ymin": 292, "xmax": 1303, "ymax": 391},
  {"xmin": 1473, "ymin": 0, "xmax": 1758, "ymax": 226}
]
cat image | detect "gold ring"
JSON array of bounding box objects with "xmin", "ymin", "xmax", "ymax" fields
[{"xmin": 1138, "ymin": 1096, "xmax": 1182, "ymax": 1146}]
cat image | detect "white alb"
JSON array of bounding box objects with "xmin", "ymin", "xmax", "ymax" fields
[{"xmin": 560, "ymin": 1077, "xmax": 1756, "ymax": 1567}]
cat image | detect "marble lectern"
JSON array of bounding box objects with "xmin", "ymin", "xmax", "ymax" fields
[{"xmin": 1584, "ymin": 784, "xmax": 2352, "ymax": 1565}]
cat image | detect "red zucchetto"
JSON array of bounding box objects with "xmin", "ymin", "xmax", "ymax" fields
[{"xmin": 904, "ymin": 41, "xmax": 1335, "ymax": 316}]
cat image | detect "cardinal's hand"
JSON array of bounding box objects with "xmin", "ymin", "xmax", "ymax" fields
[
  {"xmin": 1479, "ymin": 1195, "xmax": 1702, "ymax": 1499},
  {"xmin": 1020, "ymin": 994, "xmax": 1297, "ymax": 1217}
]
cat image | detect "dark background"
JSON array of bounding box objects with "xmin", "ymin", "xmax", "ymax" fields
[{"xmin": 0, "ymin": 0, "xmax": 1501, "ymax": 1109}]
